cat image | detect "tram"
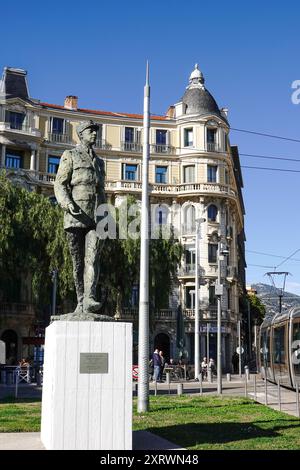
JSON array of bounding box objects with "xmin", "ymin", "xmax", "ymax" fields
[{"xmin": 259, "ymin": 306, "xmax": 300, "ymax": 388}]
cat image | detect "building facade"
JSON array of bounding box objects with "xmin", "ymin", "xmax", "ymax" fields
[{"xmin": 0, "ymin": 65, "xmax": 246, "ymax": 369}]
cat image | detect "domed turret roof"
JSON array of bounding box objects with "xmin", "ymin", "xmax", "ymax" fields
[{"xmin": 181, "ymin": 64, "xmax": 223, "ymax": 120}]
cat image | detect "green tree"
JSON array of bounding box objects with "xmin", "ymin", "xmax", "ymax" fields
[{"xmin": 0, "ymin": 172, "xmax": 74, "ymax": 321}]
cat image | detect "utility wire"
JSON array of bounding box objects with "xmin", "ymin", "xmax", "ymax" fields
[
  {"xmin": 241, "ymin": 165, "xmax": 300, "ymax": 173},
  {"xmin": 230, "ymin": 127, "xmax": 300, "ymax": 143},
  {"xmin": 246, "ymin": 249, "xmax": 300, "ymax": 262},
  {"xmin": 275, "ymin": 248, "xmax": 300, "ymax": 269}
]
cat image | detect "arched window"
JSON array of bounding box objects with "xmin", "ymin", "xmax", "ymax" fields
[
  {"xmin": 184, "ymin": 205, "xmax": 195, "ymax": 233},
  {"xmin": 156, "ymin": 205, "xmax": 169, "ymax": 225},
  {"xmin": 207, "ymin": 205, "xmax": 218, "ymax": 222}
]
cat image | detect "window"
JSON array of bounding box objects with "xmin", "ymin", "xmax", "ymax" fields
[
  {"xmin": 5, "ymin": 111, "xmax": 25, "ymax": 130},
  {"xmin": 155, "ymin": 166, "xmax": 168, "ymax": 184},
  {"xmin": 183, "ymin": 165, "xmax": 195, "ymax": 183},
  {"xmin": 207, "ymin": 165, "xmax": 217, "ymax": 183},
  {"xmin": 185, "ymin": 248, "xmax": 196, "ymax": 266},
  {"xmin": 156, "ymin": 129, "xmax": 167, "ymax": 145},
  {"xmin": 207, "ymin": 205, "xmax": 218, "ymax": 222},
  {"xmin": 48, "ymin": 156, "xmax": 61, "ymax": 174},
  {"xmin": 5, "ymin": 151, "xmax": 23, "ymax": 169},
  {"xmin": 124, "ymin": 127, "xmax": 141, "ymax": 151},
  {"xmin": 184, "ymin": 205, "xmax": 195, "ymax": 233},
  {"xmin": 125, "ymin": 127, "xmax": 134, "ymax": 143},
  {"xmin": 208, "ymin": 243, "xmax": 218, "ymax": 263},
  {"xmin": 184, "ymin": 128, "xmax": 193, "ymax": 147},
  {"xmin": 273, "ymin": 326, "xmax": 286, "ymax": 365},
  {"xmin": 185, "ymin": 286, "xmax": 195, "ymax": 309},
  {"xmin": 209, "ymin": 286, "xmax": 217, "ymax": 306},
  {"xmin": 52, "ymin": 117, "xmax": 64, "ymax": 134},
  {"xmin": 207, "ymin": 128, "xmax": 216, "ymax": 150},
  {"xmin": 156, "ymin": 205, "xmax": 168, "ymax": 225},
  {"xmin": 95, "ymin": 124, "xmax": 103, "ymax": 145},
  {"xmin": 123, "ymin": 163, "xmax": 138, "ymax": 180}
]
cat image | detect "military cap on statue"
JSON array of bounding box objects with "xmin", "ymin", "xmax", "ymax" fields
[{"xmin": 76, "ymin": 120, "xmax": 99, "ymax": 137}]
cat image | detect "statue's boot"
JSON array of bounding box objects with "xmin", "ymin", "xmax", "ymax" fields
[
  {"xmin": 83, "ymin": 229, "xmax": 101, "ymax": 313},
  {"xmin": 83, "ymin": 297, "xmax": 102, "ymax": 313},
  {"xmin": 73, "ymin": 300, "xmax": 84, "ymax": 315}
]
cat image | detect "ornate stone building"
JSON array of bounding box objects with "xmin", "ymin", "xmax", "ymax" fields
[{"xmin": 0, "ymin": 65, "xmax": 246, "ymax": 369}]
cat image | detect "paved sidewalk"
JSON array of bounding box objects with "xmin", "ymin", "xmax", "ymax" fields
[
  {"xmin": 247, "ymin": 381, "xmax": 300, "ymax": 418},
  {"xmin": 0, "ymin": 431, "xmax": 183, "ymax": 450}
]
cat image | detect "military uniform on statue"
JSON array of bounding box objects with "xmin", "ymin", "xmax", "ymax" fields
[{"xmin": 54, "ymin": 120, "xmax": 110, "ymax": 320}]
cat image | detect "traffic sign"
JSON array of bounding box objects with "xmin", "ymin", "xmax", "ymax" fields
[{"xmin": 236, "ymin": 346, "xmax": 244, "ymax": 355}]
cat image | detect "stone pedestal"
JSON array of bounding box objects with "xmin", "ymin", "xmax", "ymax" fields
[{"xmin": 41, "ymin": 321, "xmax": 132, "ymax": 450}]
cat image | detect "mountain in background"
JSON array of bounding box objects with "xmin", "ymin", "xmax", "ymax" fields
[{"xmin": 251, "ymin": 283, "xmax": 300, "ymax": 317}]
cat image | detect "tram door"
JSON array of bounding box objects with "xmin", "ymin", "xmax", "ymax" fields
[
  {"xmin": 273, "ymin": 323, "xmax": 290, "ymax": 386},
  {"xmin": 260, "ymin": 327, "xmax": 273, "ymax": 381},
  {"xmin": 291, "ymin": 321, "xmax": 300, "ymax": 388}
]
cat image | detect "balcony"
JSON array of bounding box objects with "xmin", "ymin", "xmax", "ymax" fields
[
  {"xmin": 183, "ymin": 308, "xmax": 230, "ymax": 321},
  {"xmin": 117, "ymin": 308, "xmax": 176, "ymax": 321},
  {"xmin": 105, "ymin": 181, "xmax": 236, "ymax": 198},
  {"xmin": 150, "ymin": 144, "xmax": 176, "ymax": 155},
  {"xmin": 207, "ymin": 142, "xmax": 220, "ymax": 152},
  {"xmin": 182, "ymin": 224, "xmax": 196, "ymax": 236},
  {"xmin": 0, "ymin": 121, "xmax": 41, "ymax": 138},
  {"xmin": 47, "ymin": 133, "xmax": 73, "ymax": 144},
  {"xmin": 121, "ymin": 141, "xmax": 142, "ymax": 152},
  {"xmin": 178, "ymin": 264, "xmax": 196, "ymax": 276},
  {"xmin": 95, "ymin": 139, "xmax": 112, "ymax": 150}
]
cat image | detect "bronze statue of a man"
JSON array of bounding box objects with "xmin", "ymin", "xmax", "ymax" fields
[{"xmin": 54, "ymin": 120, "xmax": 106, "ymax": 317}]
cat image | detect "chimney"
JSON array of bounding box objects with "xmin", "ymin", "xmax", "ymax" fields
[
  {"xmin": 165, "ymin": 105, "xmax": 175, "ymax": 118},
  {"xmin": 64, "ymin": 95, "xmax": 78, "ymax": 110}
]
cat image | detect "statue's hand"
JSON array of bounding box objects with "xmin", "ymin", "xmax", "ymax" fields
[{"xmin": 67, "ymin": 202, "xmax": 82, "ymax": 216}]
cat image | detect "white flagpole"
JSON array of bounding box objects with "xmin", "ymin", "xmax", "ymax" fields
[{"xmin": 138, "ymin": 61, "xmax": 150, "ymax": 413}]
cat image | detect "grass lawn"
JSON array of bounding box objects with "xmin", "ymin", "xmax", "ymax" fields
[
  {"xmin": 133, "ymin": 395, "xmax": 300, "ymax": 450},
  {"xmin": 1, "ymin": 395, "xmax": 300, "ymax": 449}
]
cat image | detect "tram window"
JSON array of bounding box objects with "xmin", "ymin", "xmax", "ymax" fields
[
  {"xmin": 292, "ymin": 322, "xmax": 300, "ymax": 376},
  {"xmin": 274, "ymin": 326, "xmax": 285, "ymax": 365},
  {"xmin": 260, "ymin": 330, "xmax": 270, "ymax": 366}
]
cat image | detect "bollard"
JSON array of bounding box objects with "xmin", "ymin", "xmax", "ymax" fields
[
  {"xmin": 207, "ymin": 367, "xmax": 212, "ymax": 383},
  {"xmin": 244, "ymin": 366, "xmax": 250, "ymax": 381},
  {"xmin": 166, "ymin": 371, "xmax": 170, "ymax": 385},
  {"xmin": 296, "ymin": 383, "xmax": 300, "ymax": 418},
  {"xmin": 154, "ymin": 380, "xmax": 157, "ymax": 396},
  {"xmin": 198, "ymin": 374, "xmax": 203, "ymax": 396},
  {"xmin": 226, "ymin": 373, "xmax": 231, "ymax": 382},
  {"xmin": 254, "ymin": 374, "xmax": 257, "ymax": 401},
  {"xmin": 278, "ymin": 379, "xmax": 281, "ymax": 412},
  {"xmin": 244, "ymin": 373, "xmax": 248, "ymax": 397},
  {"xmin": 265, "ymin": 376, "xmax": 268, "ymax": 405},
  {"xmin": 177, "ymin": 383, "xmax": 183, "ymax": 395}
]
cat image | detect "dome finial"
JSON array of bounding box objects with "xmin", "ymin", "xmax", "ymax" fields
[{"xmin": 188, "ymin": 63, "xmax": 205, "ymax": 89}]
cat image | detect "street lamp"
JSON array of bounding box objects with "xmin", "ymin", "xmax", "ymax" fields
[
  {"xmin": 194, "ymin": 217, "xmax": 206, "ymax": 380},
  {"xmin": 215, "ymin": 242, "xmax": 229, "ymax": 394}
]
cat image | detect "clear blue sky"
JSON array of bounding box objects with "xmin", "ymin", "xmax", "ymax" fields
[{"xmin": 2, "ymin": 0, "xmax": 300, "ymax": 294}]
